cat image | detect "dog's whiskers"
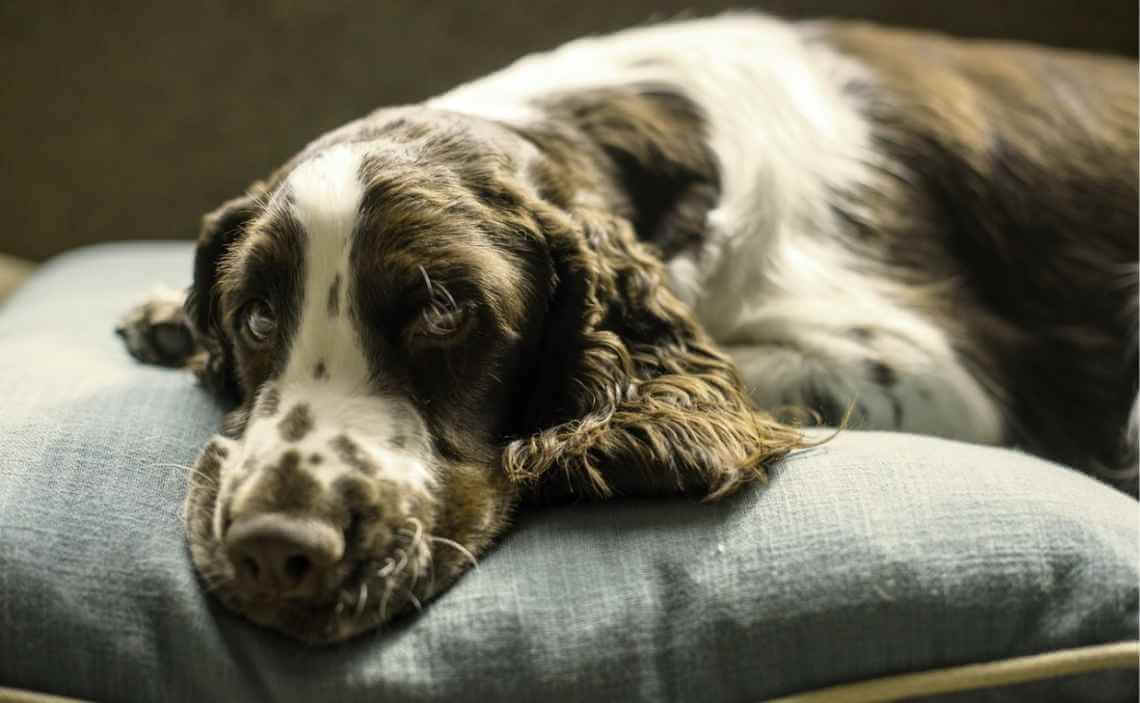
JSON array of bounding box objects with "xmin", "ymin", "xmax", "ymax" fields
[
  {"xmin": 427, "ymin": 535, "xmax": 479, "ymax": 570},
  {"xmin": 398, "ymin": 518, "xmax": 430, "ymax": 586},
  {"xmin": 377, "ymin": 577, "xmax": 394, "ymax": 622},
  {"xmin": 392, "ymin": 548, "xmax": 409, "ymax": 578},
  {"xmin": 149, "ymin": 462, "xmax": 220, "ymax": 487},
  {"xmin": 377, "ymin": 557, "xmax": 396, "ymax": 578},
  {"xmin": 354, "ymin": 581, "xmax": 369, "ymax": 617},
  {"xmin": 403, "ymin": 517, "xmax": 424, "ymax": 548},
  {"xmin": 405, "ymin": 588, "xmax": 422, "ymax": 612},
  {"xmin": 148, "ymin": 462, "xmax": 196, "ymax": 471}
]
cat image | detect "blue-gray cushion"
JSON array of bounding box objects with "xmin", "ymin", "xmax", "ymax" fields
[{"xmin": 0, "ymin": 242, "xmax": 1136, "ymax": 702}]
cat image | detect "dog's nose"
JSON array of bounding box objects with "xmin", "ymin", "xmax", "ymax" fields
[{"xmin": 225, "ymin": 514, "xmax": 345, "ymax": 597}]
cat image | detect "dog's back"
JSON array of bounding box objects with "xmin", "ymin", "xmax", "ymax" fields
[
  {"xmin": 434, "ymin": 14, "xmax": 1138, "ymax": 480},
  {"xmin": 818, "ymin": 22, "xmax": 1138, "ymax": 477}
]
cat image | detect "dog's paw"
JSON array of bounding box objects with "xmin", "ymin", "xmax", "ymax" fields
[{"xmin": 115, "ymin": 286, "xmax": 197, "ymax": 366}]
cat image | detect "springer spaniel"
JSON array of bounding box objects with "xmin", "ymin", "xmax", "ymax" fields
[{"xmin": 118, "ymin": 15, "xmax": 1138, "ymax": 642}]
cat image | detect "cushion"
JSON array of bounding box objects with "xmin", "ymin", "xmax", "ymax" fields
[{"xmin": 0, "ymin": 242, "xmax": 1136, "ymax": 702}]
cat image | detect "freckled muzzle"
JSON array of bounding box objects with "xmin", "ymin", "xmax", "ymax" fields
[{"xmin": 184, "ymin": 400, "xmax": 442, "ymax": 642}]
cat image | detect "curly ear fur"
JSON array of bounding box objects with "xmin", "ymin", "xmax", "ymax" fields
[
  {"xmin": 184, "ymin": 184, "xmax": 266, "ymax": 406},
  {"xmin": 505, "ymin": 207, "xmax": 805, "ymax": 501}
]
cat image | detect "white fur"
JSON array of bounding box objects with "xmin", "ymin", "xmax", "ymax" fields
[
  {"xmin": 432, "ymin": 14, "xmax": 1004, "ymax": 443},
  {"xmin": 225, "ymin": 144, "xmax": 435, "ymax": 518},
  {"xmin": 282, "ymin": 144, "xmax": 371, "ymax": 392}
]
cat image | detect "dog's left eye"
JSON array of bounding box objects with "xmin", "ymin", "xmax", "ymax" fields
[{"xmin": 241, "ymin": 301, "xmax": 277, "ymax": 345}]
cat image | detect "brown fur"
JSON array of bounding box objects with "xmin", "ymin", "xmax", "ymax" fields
[
  {"xmin": 278, "ymin": 403, "xmax": 314, "ymax": 442},
  {"xmin": 819, "ymin": 23, "xmax": 1139, "ymax": 477},
  {"xmin": 504, "ymin": 203, "xmax": 803, "ymax": 499},
  {"xmin": 493, "ymin": 86, "xmax": 805, "ymax": 500},
  {"xmin": 145, "ymin": 110, "xmax": 697, "ymax": 640},
  {"xmin": 165, "ymin": 104, "xmax": 806, "ymax": 641}
]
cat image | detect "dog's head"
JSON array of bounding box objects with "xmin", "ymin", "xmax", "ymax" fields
[{"xmin": 184, "ymin": 97, "xmax": 803, "ymax": 642}]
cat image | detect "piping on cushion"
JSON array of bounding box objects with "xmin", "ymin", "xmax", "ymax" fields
[{"xmin": 767, "ymin": 641, "xmax": 1139, "ymax": 703}]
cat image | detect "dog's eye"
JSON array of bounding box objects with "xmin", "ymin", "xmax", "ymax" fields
[{"xmin": 241, "ymin": 301, "xmax": 276, "ymax": 345}]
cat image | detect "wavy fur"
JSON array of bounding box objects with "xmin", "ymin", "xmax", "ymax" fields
[{"xmin": 505, "ymin": 204, "xmax": 805, "ymax": 500}]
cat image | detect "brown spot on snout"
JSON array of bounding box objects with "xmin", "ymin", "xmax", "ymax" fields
[
  {"xmin": 332, "ymin": 474, "xmax": 376, "ymax": 510},
  {"xmin": 331, "ymin": 434, "xmax": 374, "ymax": 474},
  {"xmin": 279, "ymin": 404, "xmax": 314, "ymax": 442},
  {"xmin": 314, "ymin": 361, "xmax": 328, "ymax": 380},
  {"xmin": 250, "ymin": 449, "xmax": 322, "ymax": 514}
]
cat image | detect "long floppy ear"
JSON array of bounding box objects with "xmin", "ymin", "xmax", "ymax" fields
[
  {"xmin": 184, "ymin": 183, "xmax": 266, "ymax": 404},
  {"xmin": 504, "ymin": 207, "xmax": 806, "ymax": 501},
  {"xmin": 530, "ymin": 86, "xmax": 721, "ymax": 259}
]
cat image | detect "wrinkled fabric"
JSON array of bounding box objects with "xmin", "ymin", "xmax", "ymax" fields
[{"xmin": 0, "ymin": 243, "xmax": 1136, "ymax": 703}]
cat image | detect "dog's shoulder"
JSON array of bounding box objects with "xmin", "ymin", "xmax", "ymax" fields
[
  {"xmin": 812, "ymin": 21, "xmax": 1138, "ymax": 473},
  {"xmin": 812, "ymin": 20, "xmax": 1138, "ymax": 173},
  {"xmin": 813, "ymin": 20, "xmax": 1137, "ymax": 314}
]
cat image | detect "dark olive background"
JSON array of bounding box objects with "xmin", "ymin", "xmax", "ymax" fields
[{"xmin": 2, "ymin": 1, "xmax": 1135, "ymax": 261}]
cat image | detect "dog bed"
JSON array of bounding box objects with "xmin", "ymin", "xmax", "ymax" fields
[{"xmin": 0, "ymin": 243, "xmax": 1135, "ymax": 702}]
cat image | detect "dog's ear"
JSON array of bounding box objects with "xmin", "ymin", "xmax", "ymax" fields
[
  {"xmin": 504, "ymin": 207, "xmax": 805, "ymax": 501},
  {"xmin": 184, "ymin": 184, "xmax": 266, "ymax": 402},
  {"xmin": 530, "ymin": 87, "xmax": 720, "ymax": 261}
]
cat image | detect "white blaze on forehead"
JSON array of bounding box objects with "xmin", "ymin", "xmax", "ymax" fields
[
  {"xmin": 289, "ymin": 144, "xmax": 367, "ymax": 233},
  {"xmin": 235, "ymin": 144, "xmax": 437, "ymax": 498},
  {"xmin": 282, "ymin": 144, "xmax": 370, "ymax": 389}
]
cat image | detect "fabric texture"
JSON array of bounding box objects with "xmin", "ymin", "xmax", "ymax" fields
[{"xmin": 0, "ymin": 242, "xmax": 1136, "ymax": 702}]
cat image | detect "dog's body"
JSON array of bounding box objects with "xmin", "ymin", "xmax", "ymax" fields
[{"xmin": 119, "ymin": 15, "xmax": 1138, "ymax": 642}]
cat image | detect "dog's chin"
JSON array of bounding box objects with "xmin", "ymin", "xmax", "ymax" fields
[
  {"xmin": 219, "ymin": 591, "xmax": 352, "ymax": 644},
  {"xmin": 193, "ymin": 544, "xmax": 437, "ymax": 644},
  {"xmin": 218, "ymin": 577, "xmax": 423, "ymax": 644}
]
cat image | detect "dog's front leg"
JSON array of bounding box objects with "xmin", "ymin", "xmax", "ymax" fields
[
  {"xmin": 722, "ymin": 327, "xmax": 1004, "ymax": 445},
  {"xmin": 116, "ymin": 286, "xmax": 202, "ymax": 367}
]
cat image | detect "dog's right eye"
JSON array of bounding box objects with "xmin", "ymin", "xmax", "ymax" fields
[{"xmin": 241, "ymin": 301, "xmax": 276, "ymax": 346}]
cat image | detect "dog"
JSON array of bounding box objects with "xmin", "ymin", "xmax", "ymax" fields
[{"xmin": 117, "ymin": 14, "xmax": 1138, "ymax": 642}]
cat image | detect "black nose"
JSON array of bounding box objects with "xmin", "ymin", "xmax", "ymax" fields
[{"xmin": 225, "ymin": 514, "xmax": 345, "ymax": 597}]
